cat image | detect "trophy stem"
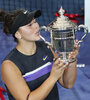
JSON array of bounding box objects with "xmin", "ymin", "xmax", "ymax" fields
[{"xmin": 63, "ymin": 40, "xmax": 67, "ymax": 62}]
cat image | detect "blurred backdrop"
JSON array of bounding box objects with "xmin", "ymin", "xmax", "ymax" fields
[{"xmin": 0, "ymin": 0, "xmax": 90, "ymax": 100}]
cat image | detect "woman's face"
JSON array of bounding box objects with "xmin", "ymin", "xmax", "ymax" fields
[{"xmin": 18, "ymin": 19, "xmax": 40, "ymax": 42}]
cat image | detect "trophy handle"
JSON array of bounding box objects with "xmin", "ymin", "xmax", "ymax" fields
[
  {"xmin": 77, "ymin": 24, "xmax": 88, "ymax": 44},
  {"xmin": 40, "ymin": 26, "xmax": 52, "ymax": 46},
  {"xmin": 40, "ymin": 26, "xmax": 48, "ymax": 31}
]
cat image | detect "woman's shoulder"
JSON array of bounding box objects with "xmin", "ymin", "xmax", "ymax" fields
[
  {"xmin": 2, "ymin": 48, "xmax": 25, "ymax": 75},
  {"xmin": 1, "ymin": 60, "xmax": 22, "ymax": 82},
  {"xmin": 4, "ymin": 48, "xmax": 17, "ymax": 61},
  {"xmin": 1, "ymin": 59, "xmax": 18, "ymax": 69}
]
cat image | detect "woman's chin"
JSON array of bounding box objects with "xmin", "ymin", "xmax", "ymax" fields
[{"xmin": 36, "ymin": 36, "xmax": 41, "ymax": 41}]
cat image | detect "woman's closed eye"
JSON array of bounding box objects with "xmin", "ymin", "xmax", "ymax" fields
[{"xmin": 28, "ymin": 21, "xmax": 37, "ymax": 26}]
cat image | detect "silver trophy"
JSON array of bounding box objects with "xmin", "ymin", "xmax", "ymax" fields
[{"xmin": 40, "ymin": 7, "xmax": 88, "ymax": 63}]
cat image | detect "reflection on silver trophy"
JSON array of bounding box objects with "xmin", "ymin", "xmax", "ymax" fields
[{"xmin": 40, "ymin": 7, "xmax": 88, "ymax": 63}]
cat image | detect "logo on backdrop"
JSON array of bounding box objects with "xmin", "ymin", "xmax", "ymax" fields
[{"xmin": 77, "ymin": 64, "xmax": 85, "ymax": 67}]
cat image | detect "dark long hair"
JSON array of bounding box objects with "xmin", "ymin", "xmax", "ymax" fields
[{"xmin": 0, "ymin": 9, "xmax": 23, "ymax": 42}]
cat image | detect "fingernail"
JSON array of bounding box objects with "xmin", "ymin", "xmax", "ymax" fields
[
  {"xmin": 68, "ymin": 56, "xmax": 70, "ymax": 58},
  {"xmin": 76, "ymin": 40, "xmax": 78, "ymax": 42},
  {"xmin": 66, "ymin": 62, "xmax": 69, "ymax": 65},
  {"xmin": 58, "ymin": 58, "xmax": 61, "ymax": 60}
]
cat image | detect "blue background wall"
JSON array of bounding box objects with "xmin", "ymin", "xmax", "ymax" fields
[{"xmin": 1, "ymin": 0, "xmax": 90, "ymax": 100}]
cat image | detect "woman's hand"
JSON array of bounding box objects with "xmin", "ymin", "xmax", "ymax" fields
[
  {"xmin": 68, "ymin": 40, "xmax": 79, "ymax": 60},
  {"xmin": 50, "ymin": 58, "xmax": 68, "ymax": 82}
]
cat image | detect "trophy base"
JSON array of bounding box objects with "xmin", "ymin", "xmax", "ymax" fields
[{"xmin": 57, "ymin": 52, "xmax": 76, "ymax": 63}]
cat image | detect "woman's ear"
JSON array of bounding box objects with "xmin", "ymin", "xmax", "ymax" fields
[{"xmin": 15, "ymin": 31, "xmax": 22, "ymax": 39}]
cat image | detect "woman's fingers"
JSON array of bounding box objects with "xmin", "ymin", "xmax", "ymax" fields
[
  {"xmin": 68, "ymin": 50, "xmax": 78, "ymax": 58},
  {"xmin": 74, "ymin": 40, "xmax": 79, "ymax": 50},
  {"xmin": 68, "ymin": 40, "xmax": 79, "ymax": 59},
  {"xmin": 54, "ymin": 58, "xmax": 61, "ymax": 65},
  {"xmin": 74, "ymin": 44, "xmax": 79, "ymax": 51}
]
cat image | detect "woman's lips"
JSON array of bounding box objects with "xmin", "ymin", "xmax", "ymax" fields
[{"xmin": 36, "ymin": 32, "xmax": 39, "ymax": 36}]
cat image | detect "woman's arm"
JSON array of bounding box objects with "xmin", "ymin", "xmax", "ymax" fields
[
  {"xmin": 58, "ymin": 42, "xmax": 79, "ymax": 88},
  {"xmin": 58, "ymin": 60, "xmax": 77, "ymax": 89},
  {"xmin": 1, "ymin": 58, "xmax": 67, "ymax": 100}
]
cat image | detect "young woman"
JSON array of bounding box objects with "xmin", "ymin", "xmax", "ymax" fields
[{"xmin": 0, "ymin": 9, "xmax": 79, "ymax": 100}]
